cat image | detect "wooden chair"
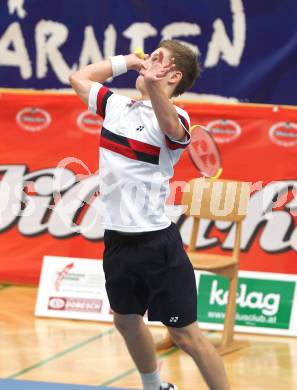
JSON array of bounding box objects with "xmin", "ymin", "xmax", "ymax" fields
[{"xmin": 156, "ymin": 178, "xmax": 251, "ymax": 355}]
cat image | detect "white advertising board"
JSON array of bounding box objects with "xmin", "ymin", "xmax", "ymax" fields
[
  {"xmin": 35, "ymin": 256, "xmax": 112, "ymax": 322},
  {"xmin": 35, "ymin": 256, "xmax": 297, "ymax": 336}
]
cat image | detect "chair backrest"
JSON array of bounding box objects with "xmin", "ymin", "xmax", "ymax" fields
[
  {"xmin": 183, "ymin": 178, "xmax": 250, "ymax": 259},
  {"xmin": 182, "ymin": 178, "xmax": 250, "ymax": 222}
]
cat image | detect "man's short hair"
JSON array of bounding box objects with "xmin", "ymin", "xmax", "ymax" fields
[{"xmin": 158, "ymin": 39, "xmax": 201, "ymax": 97}]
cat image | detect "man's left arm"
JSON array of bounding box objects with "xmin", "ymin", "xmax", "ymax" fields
[
  {"xmin": 142, "ymin": 52, "xmax": 188, "ymax": 141},
  {"xmin": 145, "ymin": 83, "xmax": 186, "ymax": 141}
]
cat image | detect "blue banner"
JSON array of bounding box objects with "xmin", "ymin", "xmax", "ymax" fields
[{"xmin": 0, "ymin": 0, "xmax": 296, "ymax": 105}]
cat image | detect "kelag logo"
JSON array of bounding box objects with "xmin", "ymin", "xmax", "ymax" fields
[{"xmin": 197, "ymin": 275, "xmax": 296, "ymax": 329}]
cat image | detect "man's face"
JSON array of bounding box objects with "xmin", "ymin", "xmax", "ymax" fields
[{"xmin": 135, "ymin": 47, "xmax": 174, "ymax": 96}]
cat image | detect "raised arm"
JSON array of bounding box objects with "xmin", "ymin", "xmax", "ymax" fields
[
  {"xmin": 141, "ymin": 51, "xmax": 186, "ymax": 141},
  {"xmin": 69, "ymin": 61, "xmax": 113, "ymax": 105},
  {"xmin": 69, "ymin": 54, "xmax": 146, "ymax": 105}
]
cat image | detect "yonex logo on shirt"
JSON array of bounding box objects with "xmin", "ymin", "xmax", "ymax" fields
[
  {"xmin": 136, "ymin": 125, "xmax": 144, "ymax": 131},
  {"xmin": 169, "ymin": 316, "xmax": 179, "ymax": 323}
]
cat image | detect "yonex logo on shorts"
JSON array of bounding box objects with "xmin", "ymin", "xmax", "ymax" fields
[{"xmin": 169, "ymin": 316, "xmax": 179, "ymax": 323}]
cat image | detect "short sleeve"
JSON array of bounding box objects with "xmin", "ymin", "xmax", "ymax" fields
[
  {"xmin": 165, "ymin": 108, "xmax": 191, "ymax": 150},
  {"xmin": 88, "ymin": 82, "xmax": 113, "ymax": 118}
]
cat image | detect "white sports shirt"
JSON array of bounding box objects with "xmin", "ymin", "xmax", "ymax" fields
[{"xmin": 88, "ymin": 82, "xmax": 191, "ymax": 232}]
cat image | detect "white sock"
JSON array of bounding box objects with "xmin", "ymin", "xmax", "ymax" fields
[{"xmin": 140, "ymin": 368, "xmax": 161, "ymax": 390}]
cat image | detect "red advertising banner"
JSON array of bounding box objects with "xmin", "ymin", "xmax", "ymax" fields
[{"xmin": 0, "ymin": 90, "xmax": 296, "ymax": 285}]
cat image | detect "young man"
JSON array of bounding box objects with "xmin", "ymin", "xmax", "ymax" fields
[{"xmin": 69, "ymin": 40, "xmax": 230, "ymax": 390}]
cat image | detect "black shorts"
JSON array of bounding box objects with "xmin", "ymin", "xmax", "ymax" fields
[{"xmin": 103, "ymin": 222, "xmax": 197, "ymax": 328}]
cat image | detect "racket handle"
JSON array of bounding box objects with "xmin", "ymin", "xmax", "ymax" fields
[{"xmin": 134, "ymin": 47, "xmax": 145, "ymax": 59}]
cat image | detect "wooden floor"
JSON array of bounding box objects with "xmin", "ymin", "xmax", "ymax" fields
[{"xmin": 1, "ymin": 285, "xmax": 297, "ymax": 390}]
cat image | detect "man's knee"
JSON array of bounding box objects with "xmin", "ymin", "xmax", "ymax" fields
[
  {"xmin": 170, "ymin": 332, "xmax": 194, "ymax": 353},
  {"xmin": 168, "ymin": 322, "xmax": 204, "ymax": 354},
  {"xmin": 113, "ymin": 313, "xmax": 143, "ymax": 336}
]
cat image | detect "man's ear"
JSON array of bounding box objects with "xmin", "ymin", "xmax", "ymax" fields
[{"xmin": 168, "ymin": 70, "xmax": 182, "ymax": 86}]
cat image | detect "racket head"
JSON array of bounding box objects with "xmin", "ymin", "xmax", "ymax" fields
[{"xmin": 188, "ymin": 125, "xmax": 222, "ymax": 178}]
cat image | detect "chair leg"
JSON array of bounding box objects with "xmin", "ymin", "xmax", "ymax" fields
[
  {"xmin": 216, "ymin": 273, "xmax": 249, "ymax": 355},
  {"xmin": 222, "ymin": 274, "xmax": 237, "ymax": 346}
]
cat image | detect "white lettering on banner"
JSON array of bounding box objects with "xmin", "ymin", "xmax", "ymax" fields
[
  {"xmin": 35, "ymin": 20, "xmax": 77, "ymax": 83},
  {"xmin": 123, "ymin": 23, "xmax": 158, "ymax": 52},
  {"xmin": 0, "ymin": 165, "xmax": 27, "ymax": 227},
  {"xmin": 209, "ymin": 280, "xmax": 280, "ymax": 316},
  {"xmin": 0, "ymin": 165, "xmax": 296, "ymax": 253},
  {"xmin": 205, "ymin": 0, "xmax": 246, "ymax": 67},
  {"xmin": 217, "ymin": 181, "xmax": 297, "ymax": 253},
  {"xmin": 0, "ymin": 0, "xmax": 247, "ymax": 84},
  {"xmin": 179, "ymin": 180, "xmax": 297, "ymax": 253},
  {"xmin": 161, "ymin": 23, "xmax": 201, "ymax": 53},
  {"xmin": 291, "ymin": 228, "xmax": 297, "ymax": 252},
  {"xmin": 78, "ymin": 26, "xmax": 104, "ymax": 68},
  {"xmin": 103, "ymin": 24, "xmax": 117, "ymax": 61},
  {"xmin": 37, "ymin": 172, "xmax": 102, "ymax": 237},
  {"xmin": 78, "ymin": 24, "xmax": 117, "ymax": 71},
  {"xmin": 7, "ymin": 0, "xmax": 27, "ymax": 19},
  {"xmin": 0, "ymin": 22, "xmax": 32, "ymax": 78}
]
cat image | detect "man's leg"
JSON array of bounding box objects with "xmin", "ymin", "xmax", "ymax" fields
[
  {"xmin": 114, "ymin": 312, "xmax": 164, "ymax": 390},
  {"xmin": 168, "ymin": 321, "xmax": 230, "ymax": 390},
  {"xmin": 114, "ymin": 312, "xmax": 157, "ymax": 373}
]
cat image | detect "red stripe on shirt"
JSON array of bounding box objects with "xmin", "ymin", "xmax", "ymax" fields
[
  {"xmin": 128, "ymin": 138, "xmax": 160, "ymax": 156},
  {"xmin": 100, "ymin": 137, "xmax": 137, "ymax": 160},
  {"xmin": 96, "ymin": 86, "xmax": 110, "ymax": 117},
  {"xmin": 165, "ymin": 136, "xmax": 189, "ymax": 150}
]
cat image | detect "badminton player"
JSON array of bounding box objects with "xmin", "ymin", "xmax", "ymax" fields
[{"xmin": 69, "ymin": 39, "xmax": 230, "ymax": 390}]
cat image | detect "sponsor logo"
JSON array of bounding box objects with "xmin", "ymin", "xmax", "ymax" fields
[
  {"xmin": 136, "ymin": 125, "xmax": 144, "ymax": 131},
  {"xmin": 206, "ymin": 119, "xmax": 241, "ymax": 143},
  {"xmin": 197, "ymin": 275, "xmax": 296, "ymax": 329},
  {"xmin": 48, "ymin": 297, "xmax": 66, "ymax": 310},
  {"xmin": 127, "ymin": 99, "xmax": 137, "ymax": 107},
  {"xmin": 48, "ymin": 297, "xmax": 103, "ymax": 313},
  {"xmin": 54, "ymin": 263, "xmax": 74, "ymax": 291},
  {"xmin": 269, "ymin": 122, "xmax": 297, "ymax": 147},
  {"xmin": 77, "ymin": 110, "xmax": 103, "ymax": 134},
  {"xmin": 16, "ymin": 107, "xmax": 51, "ymax": 131},
  {"xmin": 210, "ymin": 280, "xmax": 280, "ymax": 316},
  {"xmin": 169, "ymin": 316, "xmax": 179, "ymax": 323}
]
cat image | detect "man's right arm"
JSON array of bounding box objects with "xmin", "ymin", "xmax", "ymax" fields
[
  {"xmin": 69, "ymin": 54, "xmax": 146, "ymax": 106},
  {"xmin": 68, "ymin": 60, "xmax": 113, "ymax": 105}
]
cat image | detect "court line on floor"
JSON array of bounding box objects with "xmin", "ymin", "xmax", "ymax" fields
[
  {"xmin": 7, "ymin": 327, "xmax": 115, "ymax": 379},
  {"xmin": 98, "ymin": 347, "xmax": 179, "ymax": 387}
]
